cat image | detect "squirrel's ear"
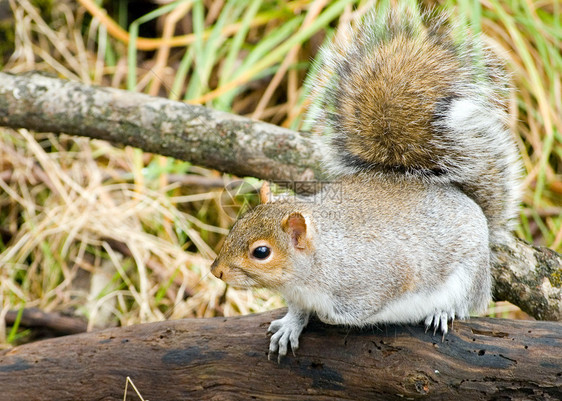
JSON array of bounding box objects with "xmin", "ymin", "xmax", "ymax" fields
[
  {"xmin": 282, "ymin": 212, "xmax": 308, "ymax": 250},
  {"xmin": 259, "ymin": 182, "xmax": 271, "ymax": 204}
]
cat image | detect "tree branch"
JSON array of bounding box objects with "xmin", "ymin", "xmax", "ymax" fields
[
  {"xmin": 0, "ymin": 72, "xmax": 560, "ymax": 321},
  {"xmin": 4, "ymin": 308, "xmax": 87, "ymax": 336},
  {"xmin": 493, "ymin": 237, "xmax": 562, "ymax": 320},
  {"xmin": 0, "ymin": 72, "xmax": 323, "ymax": 182},
  {"xmin": 0, "ymin": 310, "xmax": 560, "ymax": 400}
]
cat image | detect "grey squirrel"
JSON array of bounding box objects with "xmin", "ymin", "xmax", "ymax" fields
[{"xmin": 211, "ymin": 5, "xmax": 522, "ymax": 361}]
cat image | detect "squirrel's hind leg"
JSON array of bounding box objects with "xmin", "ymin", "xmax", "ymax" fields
[
  {"xmin": 424, "ymin": 311, "xmax": 455, "ymax": 341},
  {"xmin": 268, "ymin": 305, "xmax": 310, "ymax": 363}
]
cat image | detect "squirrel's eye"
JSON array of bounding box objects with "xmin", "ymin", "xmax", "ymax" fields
[{"xmin": 252, "ymin": 246, "xmax": 271, "ymax": 260}]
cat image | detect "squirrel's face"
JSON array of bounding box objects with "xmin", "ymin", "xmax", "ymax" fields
[{"xmin": 211, "ymin": 202, "xmax": 314, "ymax": 290}]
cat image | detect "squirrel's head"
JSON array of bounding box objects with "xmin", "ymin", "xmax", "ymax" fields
[{"xmin": 211, "ymin": 183, "xmax": 315, "ymax": 289}]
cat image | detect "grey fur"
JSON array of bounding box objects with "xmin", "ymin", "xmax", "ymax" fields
[{"xmin": 268, "ymin": 175, "xmax": 490, "ymax": 355}]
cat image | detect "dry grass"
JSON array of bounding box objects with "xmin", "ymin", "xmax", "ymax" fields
[
  {"xmin": 1, "ymin": 0, "xmax": 559, "ymax": 346},
  {"xmin": 0, "ymin": 127, "xmax": 283, "ymax": 340},
  {"xmin": 1, "ymin": 0, "xmax": 288, "ymax": 346}
]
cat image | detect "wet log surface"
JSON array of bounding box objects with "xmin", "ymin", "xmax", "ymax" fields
[{"xmin": 0, "ymin": 309, "xmax": 560, "ymax": 401}]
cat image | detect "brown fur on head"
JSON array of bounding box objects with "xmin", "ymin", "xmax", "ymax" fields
[{"xmin": 211, "ymin": 202, "xmax": 314, "ymax": 289}]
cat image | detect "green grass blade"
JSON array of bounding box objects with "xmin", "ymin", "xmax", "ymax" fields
[
  {"xmin": 7, "ymin": 306, "xmax": 25, "ymax": 344},
  {"xmin": 128, "ymin": 0, "xmax": 194, "ymax": 91}
]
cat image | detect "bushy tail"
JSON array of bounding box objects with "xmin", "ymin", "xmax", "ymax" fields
[{"xmin": 306, "ymin": 4, "xmax": 522, "ymax": 241}]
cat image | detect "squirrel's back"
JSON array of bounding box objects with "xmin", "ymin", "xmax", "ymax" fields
[{"xmin": 307, "ymin": 6, "xmax": 522, "ymax": 242}]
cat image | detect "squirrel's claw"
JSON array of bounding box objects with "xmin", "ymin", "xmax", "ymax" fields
[
  {"xmin": 424, "ymin": 312, "xmax": 451, "ymax": 340},
  {"xmin": 268, "ymin": 319, "xmax": 300, "ymax": 363},
  {"xmin": 267, "ymin": 309, "xmax": 309, "ymax": 363}
]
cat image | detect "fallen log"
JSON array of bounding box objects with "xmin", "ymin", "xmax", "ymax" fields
[{"xmin": 0, "ymin": 309, "xmax": 560, "ymax": 400}]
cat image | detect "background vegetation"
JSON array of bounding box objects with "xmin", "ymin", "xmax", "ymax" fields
[{"xmin": 0, "ymin": 0, "xmax": 560, "ymax": 347}]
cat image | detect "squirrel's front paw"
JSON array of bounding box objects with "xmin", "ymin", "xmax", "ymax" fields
[{"xmin": 267, "ymin": 309, "xmax": 309, "ymax": 363}]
